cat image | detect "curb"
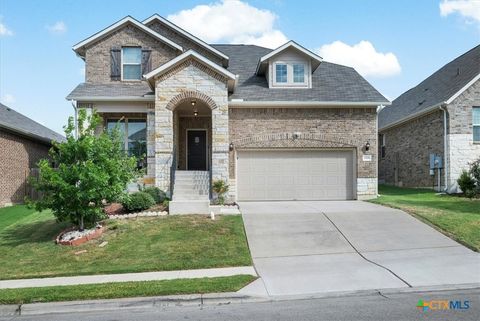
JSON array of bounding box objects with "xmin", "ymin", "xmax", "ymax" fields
[
  {"xmin": 2, "ymin": 283, "xmax": 479, "ymax": 316},
  {"xmin": 5, "ymin": 293, "xmax": 270, "ymax": 316}
]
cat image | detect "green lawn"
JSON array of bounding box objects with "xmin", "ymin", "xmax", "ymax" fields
[
  {"xmin": 0, "ymin": 206, "xmax": 252, "ymax": 280},
  {"xmin": 370, "ymin": 185, "xmax": 480, "ymax": 251},
  {"xmin": 0, "ymin": 275, "xmax": 256, "ymax": 304}
]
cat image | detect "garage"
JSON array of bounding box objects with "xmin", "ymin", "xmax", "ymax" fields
[{"xmin": 236, "ymin": 149, "xmax": 355, "ymax": 201}]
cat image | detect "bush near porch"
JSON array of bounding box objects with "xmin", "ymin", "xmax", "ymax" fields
[
  {"xmin": 0, "ymin": 205, "xmax": 252, "ymax": 280},
  {"xmin": 370, "ymin": 185, "xmax": 480, "ymax": 251}
]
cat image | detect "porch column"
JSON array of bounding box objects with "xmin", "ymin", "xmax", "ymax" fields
[
  {"xmin": 211, "ymin": 97, "xmax": 229, "ymax": 183},
  {"xmin": 145, "ymin": 103, "xmax": 156, "ymax": 186},
  {"xmin": 154, "ymin": 98, "xmax": 174, "ymax": 194}
]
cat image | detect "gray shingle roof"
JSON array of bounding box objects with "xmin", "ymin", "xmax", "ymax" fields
[
  {"xmin": 66, "ymin": 82, "xmax": 153, "ymax": 100},
  {"xmin": 67, "ymin": 44, "xmax": 388, "ymax": 104},
  {"xmin": 0, "ymin": 103, "xmax": 65, "ymax": 144},
  {"xmin": 379, "ymin": 44, "xmax": 480, "ymax": 129},
  {"xmin": 212, "ymin": 44, "xmax": 388, "ymax": 103}
]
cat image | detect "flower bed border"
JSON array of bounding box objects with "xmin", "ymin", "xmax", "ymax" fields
[
  {"xmin": 56, "ymin": 226, "xmax": 105, "ymax": 246},
  {"xmin": 108, "ymin": 211, "xmax": 168, "ymax": 220}
]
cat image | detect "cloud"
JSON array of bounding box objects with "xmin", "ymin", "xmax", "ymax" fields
[
  {"xmin": 1, "ymin": 94, "xmax": 16, "ymax": 105},
  {"xmin": 46, "ymin": 21, "xmax": 67, "ymax": 34},
  {"xmin": 0, "ymin": 22, "xmax": 13, "ymax": 36},
  {"xmin": 317, "ymin": 40, "xmax": 401, "ymax": 78},
  {"xmin": 440, "ymin": 0, "xmax": 480, "ymax": 23},
  {"xmin": 167, "ymin": 0, "xmax": 287, "ymax": 49}
]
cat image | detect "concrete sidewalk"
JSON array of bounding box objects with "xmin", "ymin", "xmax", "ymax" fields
[{"xmin": 0, "ymin": 266, "xmax": 257, "ymax": 289}]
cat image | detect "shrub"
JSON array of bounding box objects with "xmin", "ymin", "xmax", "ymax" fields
[
  {"xmin": 162, "ymin": 198, "xmax": 170, "ymax": 209},
  {"xmin": 143, "ymin": 186, "xmax": 166, "ymax": 204},
  {"xmin": 122, "ymin": 192, "xmax": 155, "ymax": 213},
  {"xmin": 212, "ymin": 180, "xmax": 229, "ymax": 205},
  {"xmin": 469, "ymin": 158, "xmax": 480, "ymax": 192},
  {"xmin": 28, "ymin": 109, "xmax": 137, "ymax": 230},
  {"xmin": 457, "ymin": 170, "xmax": 476, "ymax": 198}
]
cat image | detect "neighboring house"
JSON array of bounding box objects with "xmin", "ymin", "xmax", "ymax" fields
[
  {"xmin": 0, "ymin": 103, "xmax": 65, "ymax": 206},
  {"xmin": 67, "ymin": 15, "xmax": 389, "ymax": 213},
  {"xmin": 378, "ymin": 45, "xmax": 480, "ymax": 192}
]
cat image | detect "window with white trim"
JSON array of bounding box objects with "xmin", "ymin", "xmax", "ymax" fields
[
  {"xmin": 273, "ymin": 62, "xmax": 308, "ymax": 87},
  {"xmin": 275, "ymin": 64, "xmax": 287, "ymax": 83},
  {"xmin": 474, "ymin": 107, "xmax": 480, "ymax": 142},
  {"xmin": 122, "ymin": 47, "xmax": 142, "ymax": 80},
  {"xmin": 293, "ymin": 64, "xmax": 305, "ymax": 83}
]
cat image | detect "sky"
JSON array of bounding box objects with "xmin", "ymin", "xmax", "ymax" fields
[{"xmin": 1, "ymin": 0, "xmax": 479, "ymax": 134}]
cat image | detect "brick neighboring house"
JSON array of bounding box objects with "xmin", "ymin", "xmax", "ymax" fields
[
  {"xmin": 0, "ymin": 103, "xmax": 65, "ymax": 206},
  {"xmin": 67, "ymin": 15, "xmax": 389, "ymax": 214},
  {"xmin": 378, "ymin": 45, "xmax": 480, "ymax": 192}
]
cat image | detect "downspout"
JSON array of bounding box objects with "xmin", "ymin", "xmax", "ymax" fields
[
  {"xmin": 440, "ymin": 105, "xmax": 448, "ymax": 192},
  {"xmin": 376, "ymin": 104, "xmax": 385, "ymax": 197},
  {"xmin": 70, "ymin": 100, "xmax": 78, "ymax": 139}
]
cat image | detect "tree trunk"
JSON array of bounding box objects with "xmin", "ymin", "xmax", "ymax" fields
[{"xmin": 79, "ymin": 216, "xmax": 84, "ymax": 231}]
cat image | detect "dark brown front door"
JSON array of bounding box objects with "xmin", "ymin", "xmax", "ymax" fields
[{"xmin": 187, "ymin": 130, "xmax": 207, "ymax": 170}]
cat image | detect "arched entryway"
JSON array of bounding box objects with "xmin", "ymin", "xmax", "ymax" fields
[{"xmin": 172, "ymin": 99, "xmax": 212, "ymax": 171}]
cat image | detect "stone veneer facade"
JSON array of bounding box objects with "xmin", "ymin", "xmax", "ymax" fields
[
  {"xmin": 153, "ymin": 59, "xmax": 229, "ymax": 193},
  {"xmin": 446, "ymin": 79, "xmax": 480, "ymax": 192},
  {"xmin": 228, "ymin": 107, "xmax": 378, "ymax": 199}
]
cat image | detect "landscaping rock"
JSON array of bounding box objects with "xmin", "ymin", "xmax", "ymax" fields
[{"xmin": 99, "ymin": 241, "xmax": 108, "ymax": 248}]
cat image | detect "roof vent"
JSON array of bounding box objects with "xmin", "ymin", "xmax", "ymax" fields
[
  {"xmin": 418, "ymin": 99, "xmax": 426, "ymax": 106},
  {"xmin": 424, "ymin": 88, "xmax": 429, "ymax": 91},
  {"xmin": 456, "ymin": 68, "xmax": 460, "ymax": 76}
]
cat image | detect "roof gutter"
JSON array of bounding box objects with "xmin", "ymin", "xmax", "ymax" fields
[
  {"xmin": 0, "ymin": 123, "xmax": 58, "ymax": 145},
  {"xmin": 379, "ymin": 101, "xmax": 447, "ymax": 131},
  {"xmin": 66, "ymin": 96, "xmax": 155, "ymax": 102},
  {"xmin": 228, "ymin": 100, "xmax": 391, "ymax": 107}
]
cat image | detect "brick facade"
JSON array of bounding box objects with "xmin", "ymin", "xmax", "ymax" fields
[
  {"xmin": 0, "ymin": 129, "xmax": 50, "ymax": 206},
  {"xmin": 229, "ymin": 107, "xmax": 378, "ymax": 198},
  {"xmin": 84, "ymin": 24, "xmax": 177, "ymax": 83},
  {"xmin": 378, "ymin": 111, "xmax": 444, "ymax": 188}
]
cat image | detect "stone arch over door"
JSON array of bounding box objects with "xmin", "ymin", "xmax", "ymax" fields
[{"xmin": 166, "ymin": 90, "xmax": 218, "ymax": 111}]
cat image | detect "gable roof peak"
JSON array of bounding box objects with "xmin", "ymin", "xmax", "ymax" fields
[
  {"xmin": 142, "ymin": 13, "xmax": 229, "ymax": 67},
  {"xmin": 256, "ymin": 40, "xmax": 323, "ymax": 75},
  {"xmin": 72, "ymin": 15, "xmax": 183, "ymax": 58}
]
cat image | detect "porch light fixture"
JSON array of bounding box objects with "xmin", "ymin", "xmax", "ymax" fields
[
  {"xmin": 193, "ymin": 110, "xmax": 198, "ymax": 117},
  {"xmin": 229, "ymin": 142, "xmax": 234, "ymax": 151},
  {"xmin": 365, "ymin": 140, "xmax": 370, "ymax": 151},
  {"xmin": 191, "ymin": 100, "xmax": 196, "ymax": 107}
]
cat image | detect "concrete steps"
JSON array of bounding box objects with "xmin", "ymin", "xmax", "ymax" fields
[{"xmin": 170, "ymin": 171, "xmax": 211, "ymax": 214}]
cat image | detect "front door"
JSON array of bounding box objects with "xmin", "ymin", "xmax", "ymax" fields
[{"xmin": 187, "ymin": 130, "xmax": 207, "ymax": 170}]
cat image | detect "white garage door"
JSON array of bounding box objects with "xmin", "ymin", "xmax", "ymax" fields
[{"xmin": 237, "ymin": 150, "xmax": 354, "ymax": 201}]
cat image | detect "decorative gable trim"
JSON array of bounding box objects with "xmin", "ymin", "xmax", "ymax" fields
[
  {"xmin": 72, "ymin": 16, "xmax": 183, "ymax": 57},
  {"xmin": 256, "ymin": 40, "xmax": 323, "ymax": 75},
  {"xmin": 144, "ymin": 50, "xmax": 237, "ymax": 91},
  {"xmin": 143, "ymin": 14, "xmax": 229, "ymax": 66}
]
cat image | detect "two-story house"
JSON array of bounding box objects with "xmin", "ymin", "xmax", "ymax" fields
[{"xmin": 67, "ymin": 15, "xmax": 389, "ymax": 214}]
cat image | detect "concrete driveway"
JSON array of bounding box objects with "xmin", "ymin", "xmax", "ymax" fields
[{"xmin": 238, "ymin": 201, "xmax": 480, "ymax": 297}]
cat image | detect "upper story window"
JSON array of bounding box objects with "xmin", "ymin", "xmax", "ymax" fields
[
  {"xmin": 293, "ymin": 64, "xmax": 305, "ymax": 83},
  {"xmin": 273, "ymin": 62, "xmax": 308, "ymax": 87},
  {"xmin": 275, "ymin": 64, "xmax": 287, "ymax": 83},
  {"xmin": 122, "ymin": 47, "xmax": 142, "ymax": 80},
  {"xmin": 474, "ymin": 107, "xmax": 480, "ymax": 142}
]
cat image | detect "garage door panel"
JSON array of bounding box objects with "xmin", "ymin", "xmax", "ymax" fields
[{"xmin": 237, "ymin": 150, "xmax": 354, "ymax": 201}]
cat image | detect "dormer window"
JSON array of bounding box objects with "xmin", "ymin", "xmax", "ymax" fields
[
  {"xmin": 273, "ymin": 62, "xmax": 308, "ymax": 87},
  {"xmin": 122, "ymin": 47, "xmax": 142, "ymax": 80},
  {"xmin": 275, "ymin": 64, "xmax": 288, "ymax": 83},
  {"xmin": 293, "ymin": 64, "xmax": 305, "ymax": 83}
]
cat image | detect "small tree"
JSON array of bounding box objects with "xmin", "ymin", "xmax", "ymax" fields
[
  {"xmin": 469, "ymin": 158, "xmax": 480, "ymax": 193},
  {"xmin": 29, "ymin": 109, "xmax": 137, "ymax": 230},
  {"xmin": 212, "ymin": 180, "xmax": 229, "ymax": 205}
]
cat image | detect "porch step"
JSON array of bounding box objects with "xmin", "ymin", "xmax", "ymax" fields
[
  {"xmin": 170, "ymin": 170, "xmax": 211, "ymax": 213},
  {"xmin": 169, "ymin": 200, "xmax": 210, "ymax": 215}
]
